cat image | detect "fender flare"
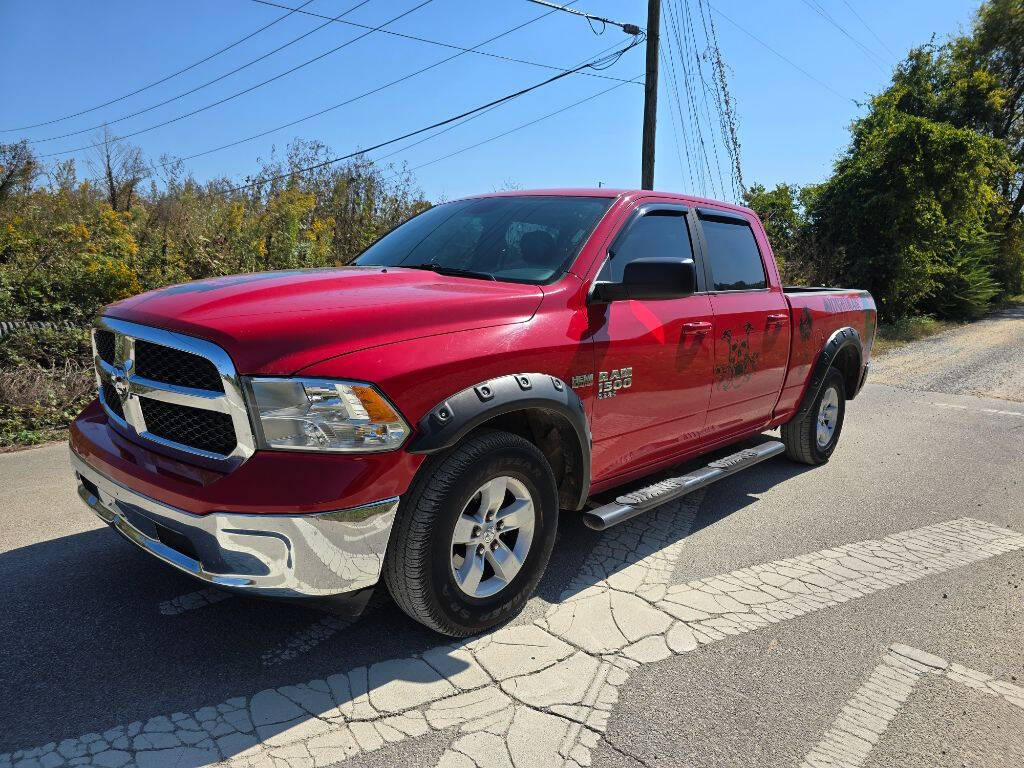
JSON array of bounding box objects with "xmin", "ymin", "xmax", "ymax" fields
[
  {"xmin": 407, "ymin": 373, "xmax": 591, "ymax": 510},
  {"xmin": 796, "ymin": 326, "xmax": 863, "ymax": 419}
]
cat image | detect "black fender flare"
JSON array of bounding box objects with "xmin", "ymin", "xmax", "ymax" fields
[
  {"xmin": 796, "ymin": 326, "xmax": 863, "ymax": 419},
  {"xmin": 407, "ymin": 373, "xmax": 591, "ymax": 510}
]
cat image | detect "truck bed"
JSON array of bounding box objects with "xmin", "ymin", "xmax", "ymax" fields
[{"xmin": 775, "ymin": 287, "xmax": 877, "ymax": 420}]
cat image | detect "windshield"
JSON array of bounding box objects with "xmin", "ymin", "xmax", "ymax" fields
[{"xmin": 354, "ymin": 195, "xmax": 613, "ymax": 284}]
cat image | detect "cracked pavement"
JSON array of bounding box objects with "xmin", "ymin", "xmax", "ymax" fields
[{"xmin": 2, "ymin": 318, "xmax": 1023, "ymax": 768}]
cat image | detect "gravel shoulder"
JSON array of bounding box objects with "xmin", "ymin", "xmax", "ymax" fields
[{"xmin": 871, "ymin": 303, "xmax": 1024, "ymax": 402}]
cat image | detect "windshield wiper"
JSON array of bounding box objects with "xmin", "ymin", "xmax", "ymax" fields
[{"xmin": 402, "ymin": 263, "xmax": 496, "ymax": 281}]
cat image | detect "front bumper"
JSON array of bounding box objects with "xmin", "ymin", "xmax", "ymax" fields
[{"xmin": 72, "ymin": 449, "xmax": 399, "ymax": 599}]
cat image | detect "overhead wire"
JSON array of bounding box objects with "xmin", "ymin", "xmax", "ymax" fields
[
  {"xmin": 0, "ymin": 0, "xmax": 319, "ymax": 133},
  {"xmin": 143, "ymin": 19, "xmax": 633, "ymax": 172},
  {"xmin": 247, "ymin": 0, "xmax": 635, "ymax": 84},
  {"xmin": 37, "ymin": 1, "xmax": 435, "ymax": 159},
  {"xmin": 666, "ymin": 0, "xmax": 716, "ymax": 197},
  {"xmin": 707, "ymin": 3, "xmax": 856, "ymax": 104},
  {"xmin": 799, "ymin": 0, "xmax": 888, "ymax": 72},
  {"xmin": 28, "ymin": 0, "xmax": 375, "ymax": 145},
  {"xmin": 697, "ymin": 0, "xmax": 743, "ymax": 197},
  {"xmin": 395, "ymin": 74, "xmax": 644, "ymax": 177},
  {"xmin": 658, "ymin": 45, "xmax": 695, "ymax": 193},
  {"xmin": 368, "ymin": 38, "xmax": 634, "ymax": 167},
  {"xmin": 224, "ymin": 36, "xmax": 645, "ymax": 193},
  {"xmin": 839, "ymin": 0, "xmax": 897, "ymax": 59},
  {"xmin": 687, "ymin": 0, "xmax": 728, "ymax": 197}
]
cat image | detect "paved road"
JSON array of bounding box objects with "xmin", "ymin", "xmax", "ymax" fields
[{"xmin": 2, "ymin": 313, "xmax": 1023, "ymax": 768}]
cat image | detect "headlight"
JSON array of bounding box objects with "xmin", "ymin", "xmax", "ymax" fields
[{"xmin": 247, "ymin": 378, "xmax": 410, "ymax": 452}]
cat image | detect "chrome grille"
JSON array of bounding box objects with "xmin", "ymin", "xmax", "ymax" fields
[
  {"xmin": 135, "ymin": 340, "xmax": 224, "ymax": 392},
  {"xmin": 91, "ymin": 318, "xmax": 254, "ymax": 465},
  {"xmin": 95, "ymin": 329, "xmax": 116, "ymax": 364},
  {"xmin": 100, "ymin": 381, "xmax": 124, "ymax": 420},
  {"xmin": 140, "ymin": 399, "xmax": 237, "ymax": 455}
]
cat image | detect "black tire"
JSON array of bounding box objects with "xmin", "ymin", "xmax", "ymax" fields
[
  {"xmin": 781, "ymin": 368, "xmax": 847, "ymax": 465},
  {"xmin": 383, "ymin": 429, "xmax": 559, "ymax": 637}
]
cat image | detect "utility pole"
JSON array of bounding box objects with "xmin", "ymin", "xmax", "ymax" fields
[{"xmin": 641, "ymin": 0, "xmax": 660, "ymax": 190}]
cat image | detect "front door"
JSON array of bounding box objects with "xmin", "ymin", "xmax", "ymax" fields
[
  {"xmin": 589, "ymin": 205, "xmax": 715, "ymax": 482},
  {"xmin": 696, "ymin": 208, "xmax": 791, "ymax": 436}
]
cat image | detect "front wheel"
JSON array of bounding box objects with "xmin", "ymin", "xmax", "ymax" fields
[
  {"xmin": 383, "ymin": 429, "xmax": 559, "ymax": 636},
  {"xmin": 781, "ymin": 368, "xmax": 847, "ymax": 465}
]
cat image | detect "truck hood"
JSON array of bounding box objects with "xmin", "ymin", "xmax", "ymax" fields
[{"xmin": 105, "ymin": 266, "xmax": 544, "ymax": 374}]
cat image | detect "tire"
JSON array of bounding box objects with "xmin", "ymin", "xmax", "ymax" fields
[
  {"xmin": 383, "ymin": 429, "xmax": 559, "ymax": 637},
  {"xmin": 781, "ymin": 368, "xmax": 847, "ymax": 465}
]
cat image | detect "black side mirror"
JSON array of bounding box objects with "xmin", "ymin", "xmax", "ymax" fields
[{"xmin": 591, "ymin": 257, "xmax": 696, "ymax": 302}]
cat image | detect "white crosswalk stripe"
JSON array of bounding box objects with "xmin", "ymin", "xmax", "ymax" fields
[
  {"xmin": 801, "ymin": 644, "xmax": 1024, "ymax": 767},
  {"xmin": 4, "ymin": 510, "xmax": 1021, "ymax": 768}
]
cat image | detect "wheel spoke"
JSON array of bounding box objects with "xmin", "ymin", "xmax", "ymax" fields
[
  {"xmin": 484, "ymin": 540, "xmax": 523, "ymax": 583},
  {"xmin": 451, "ymin": 514, "xmax": 478, "ymax": 545},
  {"xmin": 495, "ymin": 498, "xmax": 532, "ymax": 531},
  {"xmin": 455, "ymin": 550, "xmax": 485, "ymax": 594},
  {"xmin": 478, "ymin": 476, "xmax": 508, "ymax": 515}
]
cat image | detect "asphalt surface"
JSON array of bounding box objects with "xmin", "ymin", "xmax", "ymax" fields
[{"xmin": 1, "ymin": 308, "xmax": 1022, "ymax": 768}]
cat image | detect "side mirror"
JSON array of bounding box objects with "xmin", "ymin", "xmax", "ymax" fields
[{"xmin": 591, "ymin": 257, "xmax": 696, "ymax": 303}]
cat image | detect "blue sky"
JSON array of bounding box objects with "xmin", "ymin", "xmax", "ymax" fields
[{"xmin": 0, "ymin": 1, "xmax": 978, "ymax": 202}]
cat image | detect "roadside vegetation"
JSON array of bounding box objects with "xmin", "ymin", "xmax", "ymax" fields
[
  {"xmin": 871, "ymin": 316, "xmax": 959, "ymax": 356},
  {"xmin": 0, "ymin": 0, "xmax": 1021, "ymax": 447}
]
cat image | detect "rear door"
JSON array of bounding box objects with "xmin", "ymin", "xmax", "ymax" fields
[
  {"xmin": 695, "ymin": 207, "xmax": 791, "ymax": 436},
  {"xmin": 589, "ymin": 203, "xmax": 715, "ymax": 481}
]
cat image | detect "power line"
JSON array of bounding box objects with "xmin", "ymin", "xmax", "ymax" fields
[
  {"xmin": 699, "ymin": 0, "xmax": 743, "ymax": 197},
  {"xmin": 368, "ymin": 40, "xmax": 633, "ymax": 166},
  {"xmin": 658, "ymin": 45, "xmax": 695, "ymax": 193},
  {"xmin": 799, "ymin": 0, "xmax": 887, "ymax": 72},
  {"xmin": 686, "ymin": 0, "xmax": 728, "ymax": 197},
  {"xmin": 225, "ymin": 38, "xmax": 644, "ymax": 193},
  {"xmin": 37, "ymin": 1, "xmax": 435, "ymax": 159},
  {"xmin": 246, "ymin": 0, "xmax": 635, "ymax": 86},
  {"xmin": 708, "ymin": 3, "xmax": 855, "ymax": 104},
  {"xmin": 839, "ymin": 0, "xmax": 897, "ymax": 59},
  {"xmin": 666, "ymin": 0, "xmax": 715, "ymax": 196},
  {"xmin": 143, "ymin": 15, "xmax": 633, "ymax": 172},
  {"xmin": 393, "ymin": 74, "xmax": 644, "ymax": 177},
  {"xmin": 30, "ymin": 0, "xmax": 376, "ymax": 145},
  {"xmin": 524, "ymin": 0, "xmax": 643, "ymax": 35},
  {"xmin": 0, "ymin": 0, "xmax": 319, "ymax": 133}
]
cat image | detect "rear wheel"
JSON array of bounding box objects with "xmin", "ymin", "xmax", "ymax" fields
[
  {"xmin": 383, "ymin": 429, "xmax": 558, "ymax": 636},
  {"xmin": 781, "ymin": 368, "xmax": 846, "ymax": 465}
]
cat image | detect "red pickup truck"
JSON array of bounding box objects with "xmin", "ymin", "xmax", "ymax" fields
[{"xmin": 70, "ymin": 189, "xmax": 875, "ymax": 636}]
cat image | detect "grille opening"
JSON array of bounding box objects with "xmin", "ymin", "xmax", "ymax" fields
[
  {"xmin": 101, "ymin": 382, "xmax": 125, "ymax": 420},
  {"xmin": 94, "ymin": 329, "xmax": 116, "ymax": 364},
  {"xmin": 140, "ymin": 398, "xmax": 237, "ymax": 455},
  {"xmin": 135, "ymin": 339, "xmax": 224, "ymax": 392},
  {"xmin": 153, "ymin": 522, "xmax": 201, "ymax": 562}
]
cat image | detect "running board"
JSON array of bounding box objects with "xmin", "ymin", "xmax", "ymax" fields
[{"xmin": 582, "ymin": 441, "xmax": 785, "ymax": 531}]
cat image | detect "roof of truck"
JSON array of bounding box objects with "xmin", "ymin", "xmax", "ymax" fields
[{"xmin": 456, "ymin": 187, "xmax": 756, "ymax": 217}]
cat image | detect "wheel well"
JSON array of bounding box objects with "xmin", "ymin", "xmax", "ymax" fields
[
  {"xmin": 832, "ymin": 344, "xmax": 861, "ymax": 398},
  {"xmin": 470, "ymin": 408, "xmax": 586, "ymax": 510}
]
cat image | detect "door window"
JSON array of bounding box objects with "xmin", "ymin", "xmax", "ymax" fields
[
  {"xmin": 702, "ymin": 218, "xmax": 767, "ymax": 291},
  {"xmin": 599, "ymin": 211, "xmax": 693, "ymax": 283}
]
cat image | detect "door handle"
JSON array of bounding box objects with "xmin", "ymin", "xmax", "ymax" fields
[
  {"xmin": 682, "ymin": 321, "xmax": 712, "ymax": 335},
  {"xmin": 766, "ymin": 313, "xmax": 788, "ymax": 328}
]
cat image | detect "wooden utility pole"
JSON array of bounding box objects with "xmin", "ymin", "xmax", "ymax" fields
[{"xmin": 641, "ymin": 0, "xmax": 660, "ymax": 190}]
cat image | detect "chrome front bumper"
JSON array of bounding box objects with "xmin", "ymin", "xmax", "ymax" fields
[{"xmin": 71, "ymin": 450, "xmax": 399, "ymax": 599}]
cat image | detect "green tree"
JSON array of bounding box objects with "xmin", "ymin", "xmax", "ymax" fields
[{"xmin": 742, "ymin": 182, "xmax": 805, "ymax": 282}]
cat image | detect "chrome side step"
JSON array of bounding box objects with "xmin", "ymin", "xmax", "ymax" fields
[{"xmin": 582, "ymin": 440, "xmax": 785, "ymax": 531}]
